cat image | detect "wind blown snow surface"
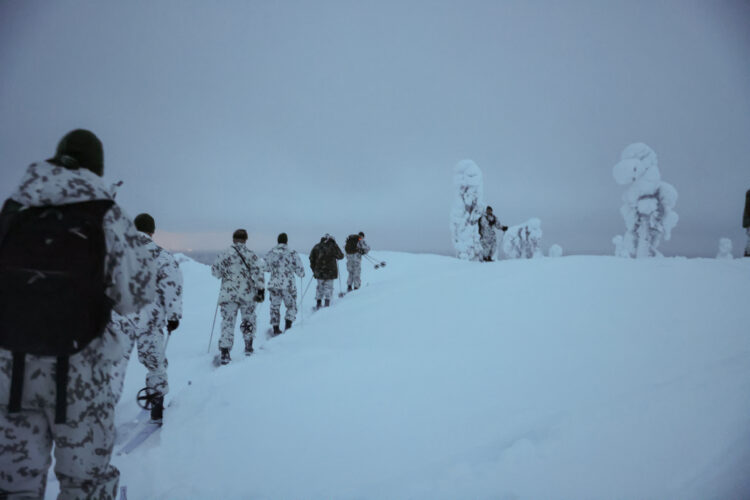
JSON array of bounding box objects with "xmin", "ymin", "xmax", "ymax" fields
[{"xmin": 49, "ymin": 253, "xmax": 750, "ymax": 499}]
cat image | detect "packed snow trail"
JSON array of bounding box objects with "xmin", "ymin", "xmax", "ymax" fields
[{"xmin": 45, "ymin": 253, "xmax": 750, "ymax": 499}]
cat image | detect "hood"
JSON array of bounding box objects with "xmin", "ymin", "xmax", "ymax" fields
[{"xmin": 10, "ymin": 161, "xmax": 113, "ymax": 207}]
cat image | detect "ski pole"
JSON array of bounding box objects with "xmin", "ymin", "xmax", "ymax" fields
[
  {"xmin": 207, "ymin": 300, "xmax": 219, "ymax": 353},
  {"xmin": 299, "ymin": 275, "xmax": 314, "ymax": 324}
]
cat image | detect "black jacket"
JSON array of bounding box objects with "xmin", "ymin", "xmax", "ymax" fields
[
  {"xmin": 744, "ymin": 190, "xmax": 750, "ymax": 228},
  {"xmin": 309, "ymin": 238, "xmax": 344, "ymax": 280}
]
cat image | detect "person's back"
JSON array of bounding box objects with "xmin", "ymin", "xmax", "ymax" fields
[
  {"xmin": 210, "ymin": 230, "xmax": 266, "ymax": 363},
  {"xmin": 309, "ymin": 234, "xmax": 343, "ymax": 308},
  {"xmin": 0, "ymin": 129, "xmax": 157, "ymax": 499},
  {"xmin": 265, "ymin": 233, "xmax": 305, "ymax": 334}
]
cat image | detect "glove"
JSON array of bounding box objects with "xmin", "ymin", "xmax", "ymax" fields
[
  {"xmin": 167, "ymin": 319, "xmax": 179, "ymax": 332},
  {"xmin": 501, "ymin": 226, "xmax": 509, "ymax": 232},
  {"xmin": 254, "ymin": 288, "xmax": 265, "ymax": 303}
]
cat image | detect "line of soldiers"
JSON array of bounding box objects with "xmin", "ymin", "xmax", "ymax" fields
[{"xmin": 211, "ymin": 231, "xmax": 371, "ymax": 365}]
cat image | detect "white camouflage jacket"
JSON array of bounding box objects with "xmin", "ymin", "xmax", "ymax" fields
[
  {"xmin": 129, "ymin": 232, "xmax": 183, "ymax": 332},
  {"xmin": 211, "ymin": 242, "xmax": 266, "ymax": 304},
  {"xmin": 1, "ymin": 161, "xmax": 157, "ymax": 364},
  {"xmin": 264, "ymin": 243, "xmax": 305, "ymax": 291}
]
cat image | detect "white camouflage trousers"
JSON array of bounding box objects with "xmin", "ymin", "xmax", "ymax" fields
[
  {"xmin": 219, "ymin": 301, "xmax": 257, "ymax": 350},
  {"xmin": 137, "ymin": 328, "xmax": 169, "ymax": 396},
  {"xmin": 315, "ymin": 279, "xmax": 334, "ymax": 301},
  {"xmin": 346, "ymin": 255, "xmax": 363, "ymax": 289},
  {"xmin": 481, "ymin": 233, "xmax": 497, "ymax": 260},
  {"xmin": 269, "ymin": 288, "xmax": 297, "ymax": 326},
  {"xmin": 0, "ymin": 348, "xmax": 120, "ymax": 500}
]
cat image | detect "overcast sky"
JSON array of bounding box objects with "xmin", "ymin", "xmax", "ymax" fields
[{"xmin": 2, "ymin": 0, "xmax": 749, "ymax": 257}]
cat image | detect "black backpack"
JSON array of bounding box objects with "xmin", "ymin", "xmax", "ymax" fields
[
  {"xmin": 345, "ymin": 234, "xmax": 359, "ymax": 254},
  {"xmin": 0, "ymin": 198, "xmax": 114, "ymax": 423}
]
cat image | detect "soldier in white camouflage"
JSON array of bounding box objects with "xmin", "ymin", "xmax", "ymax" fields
[
  {"xmin": 345, "ymin": 231, "xmax": 371, "ymax": 291},
  {"xmin": 0, "ymin": 130, "xmax": 157, "ymax": 500},
  {"xmin": 309, "ymin": 234, "xmax": 344, "ymax": 309},
  {"xmin": 477, "ymin": 206, "xmax": 508, "ymax": 262},
  {"xmin": 127, "ymin": 213, "xmax": 183, "ymax": 422},
  {"xmin": 264, "ymin": 233, "xmax": 305, "ymax": 335},
  {"xmin": 211, "ymin": 229, "xmax": 266, "ymax": 364}
]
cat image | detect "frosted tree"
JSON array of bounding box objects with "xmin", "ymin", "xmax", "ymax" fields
[
  {"xmin": 612, "ymin": 235, "xmax": 629, "ymax": 257},
  {"xmin": 716, "ymin": 238, "xmax": 733, "ymax": 260},
  {"xmin": 503, "ymin": 218, "xmax": 543, "ymax": 259},
  {"xmin": 548, "ymin": 244, "xmax": 563, "ymax": 257},
  {"xmin": 612, "ymin": 143, "xmax": 678, "ymax": 258},
  {"xmin": 450, "ymin": 159, "xmax": 484, "ymax": 261}
]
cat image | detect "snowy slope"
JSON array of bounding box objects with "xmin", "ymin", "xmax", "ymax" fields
[{"xmin": 52, "ymin": 253, "xmax": 750, "ymax": 499}]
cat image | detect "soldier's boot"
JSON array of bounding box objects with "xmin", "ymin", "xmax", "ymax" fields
[
  {"xmin": 272, "ymin": 325, "xmax": 282, "ymax": 336},
  {"xmin": 324, "ymin": 299, "xmax": 330, "ymax": 307},
  {"xmin": 285, "ymin": 319, "xmax": 293, "ymax": 331},
  {"xmin": 316, "ymin": 299, "xmax": 322, "ymax": 310},
  {"xmin": 347, "ymin": 285, "xmax": 352, "ymax": 292},
  {"xmin": 150, "ymin": 395, "xmax": 164, "ymax": 423},
  {"xmin": 244, "ymin": 338, "xmax": 254, "ymax": 356},
  {"xmin": 220, "ymin": 348, "xmax": 231, "ymax": 365}
]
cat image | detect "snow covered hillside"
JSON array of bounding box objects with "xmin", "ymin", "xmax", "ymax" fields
[{"xmin": 60, "ymin": 253, "xmax": 750, "ymax": 499}]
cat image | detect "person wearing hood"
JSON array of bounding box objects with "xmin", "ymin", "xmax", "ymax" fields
[
  {"xmin": 211, "ymin": 229, "xmax": 266, "ymax": 365},
  {"xmin": 309, "ymin": 234, "xmax": 344, "ymax": 309},
  {"xmin": 0, "ymin": 129, "xmax": 157, "ymax": 499},
  {"xmin": 264, "ymin": 233, "xmax": 305, "ymax": 335}
]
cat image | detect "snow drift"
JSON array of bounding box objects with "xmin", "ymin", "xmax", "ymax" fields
[{"xmin": 46, "ymin": 252, "xmax": 750, "ymax": 499}]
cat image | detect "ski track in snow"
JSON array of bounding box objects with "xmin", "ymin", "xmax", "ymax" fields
[{"xmin": 43, "ymin": 252, "xmax": 750, "ymax": 500}]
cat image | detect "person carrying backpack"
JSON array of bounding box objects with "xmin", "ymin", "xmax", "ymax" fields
[
  {"xmin": 309, "ymin": 234, "xmax": 344, "ymax": 309},
  {"xmin": 126, "ymin": 213, "xmax": 183, "ymax": 422},
  {"xmin": 264, "ymin": 233, "xmax": 305, "ymax": 335},
  {"xmin": 344, "ymin": 231, "xmax": 370, "ymax": 291},
  {"xmin": 211, "ymin": 229, "xmax": 266, "ymax": 365},
  {"xmin": 477, "ymin": 206, "xmax": 508, "ymax": 262},
  {"xmin": 0, "ymin": 129, "xmax": 157, "ymax": 499}
]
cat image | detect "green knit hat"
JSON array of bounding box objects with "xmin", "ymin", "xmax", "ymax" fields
[
  {"xmin": 52, "ymin": 129, "xmax": 104, "ymax": 176},
  {"xmin": 134, "ymin": 213, "xmax": 156, "ymax": 234}
]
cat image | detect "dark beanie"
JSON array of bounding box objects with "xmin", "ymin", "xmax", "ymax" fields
[
  {"xmin": 233, "ymin": 229, "xmax": 248, "ymax": 241},
  {"xmin": 52, "ymin": 129, "xmax": 104, "ymax": 176},
  {"xmin": 278, "ymin": 233, "xmax": 288, "ymax": 244},
  {"xmin": 358, "ymin": 231, "xmax": 365, "ymax": 237},
  {"xmin": 134, "ymin": 213, "xmax": 155, "ymax": 234}
]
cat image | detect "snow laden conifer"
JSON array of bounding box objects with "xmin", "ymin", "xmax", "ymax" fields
[
  {"xmin": 716, "ymin": 238, "xmax": 733, "ymax": 260},
  {"xmin": 503, "ymin": 218, "xmax": 543, "ymax": 259},
  {"xmin": 613, "ymin": 143, "xmax": 678, "ymax": 258},
  {"xmin": 548, "ymin": 244, "xmax": 563, "ymax": 257},
  {"xmin": 450, "ymin": 160, "xmax": 484, "ymax": 261}
]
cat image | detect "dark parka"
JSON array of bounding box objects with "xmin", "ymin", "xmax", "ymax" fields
[
  {"xmin": 743, "ymin": 189, "xmax": 750, "ymax": 228},
  {"xmin": 309, "ymin": 237, "xmax": 344, "ymax": 280}
]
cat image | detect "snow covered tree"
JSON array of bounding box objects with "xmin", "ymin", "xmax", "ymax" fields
[
  {"xmin": 612, "ymin": 235, "xmax": 629, "ymax": 257},
  {"xmin": 612, "ymin": 143, "xmax": 678, "ymax": 258},
  {"xmin": 450, "ymin": 159, "xmax": 484, "ymax": 261},
  {"xmin": 716, "ymin": 238, "xmax": 733, "ymax": 260},
  {"xmin": 503, "ymin": 218, "xmax": 543, "ymax": 259},
  {"xmin": 548, "ymin": 244, "xmax": 563, "ymax": 257}
]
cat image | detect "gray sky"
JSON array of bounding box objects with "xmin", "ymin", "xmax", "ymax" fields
[{"xmin": 2, "ymin": 0, "xmax": 749, "ymax": 256}]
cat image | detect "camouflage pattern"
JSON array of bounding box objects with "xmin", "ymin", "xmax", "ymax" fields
[
  {"xmin": 219, "ymin": 302, "xmax": 257, "ymax": 350},
  {"xmin": 0, "ymin": 161, "xmax": 157, "ymax": 499},
  {"xmin": 316, "ymin": 279, "xmax": 335, "ymax": 301},
  {"xmin": 128, "ymin": 233, "xmax": 183, "ymax": 396},
  {"xmin": 478, "ymin": 212, "xmax": 503, "ymax": 260},
  {"xmin": 212, "ymin": 243, "xmax": 265, "ymax": 350},
  {"xmin": 346, "ymin": 238, "xmax": 370, "ymax": 289},
  {"xmin": 265, "ymin": 243, "xmax": 305, "ymax": 326}
]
